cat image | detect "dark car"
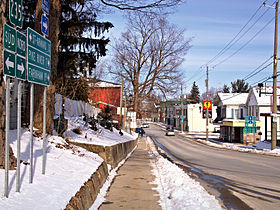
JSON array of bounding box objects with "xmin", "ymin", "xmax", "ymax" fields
[{"xmin": 136, "ymin": 127, "xmax": 145, "ymax": 136}]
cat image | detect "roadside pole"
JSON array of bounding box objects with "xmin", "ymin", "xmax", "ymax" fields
[
  {"xmin": 29, "ymin": 83, "xmax": 34, "ymax": 183},
  {"xmin": 42, "ymin": 86, "xmax": 47, "ymax": 174},
  {"xmin": 4, "ymin": 77, "xmax": 11, "ymax": 197},
  {"xmin": 206, "ymin": 66, "xmax": 209, "ymax": 141},
  {"xmin": 16, "ymin": 80, "xmax": 22, "ymax": 192},
  {"xmin": 120, "ymin": 78, "xmax": 123, "ymax": 129},
  {"xmin": 181, "ymin": 84, "xmax": 184, "ymax": 133},
  {"xmin": 272, "ymin": 1, "xmax": 279, "ymax": 150}
]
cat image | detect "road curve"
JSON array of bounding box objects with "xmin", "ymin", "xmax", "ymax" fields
[{"xmin": 145, "ymin": 124, "xmax": 280, "ymax": 210}]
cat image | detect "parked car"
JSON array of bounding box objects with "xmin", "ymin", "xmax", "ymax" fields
[
  {"xmin": 136, "ymin": 127, "xmax": 145, "ymax": 136},
  {"xmin": 166, "ymin": 125, "xmax": 174, "ymax": 130},
  {"xmin": 166, "ymin": 129, "xmax": 175, "ymax": 136},
  {"xmin": 141, "ymin": 123, "xmax": 149, "ymax": 128}
]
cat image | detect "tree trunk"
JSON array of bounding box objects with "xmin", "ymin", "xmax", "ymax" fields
[
  {"xmin": 0, "ymin": 0, "xmax": 17, "ymax": 169},
  {"xmin": 32, "ymin": 0, "xmax": 61, "ymax": 134}
]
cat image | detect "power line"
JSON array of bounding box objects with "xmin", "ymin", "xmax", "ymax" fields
[
  {"xmin": 207, "ymin": 1, "xmax": 269, "ymax": 65},
  {"xmin": 213, "ymin": 16, "xmax": 275, "ymax": 68},
  {"xmin": 243, "ymin": 56, "xmax": 273, "ymax": 81}
]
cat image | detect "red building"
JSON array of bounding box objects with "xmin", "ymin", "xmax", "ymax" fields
[{"xmin": 88, "ymin": 81, "xmax": 121, "ymax": 114}]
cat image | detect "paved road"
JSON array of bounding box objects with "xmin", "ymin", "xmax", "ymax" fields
[{"xmin": 145, "ymin": 124, "xmax": 280, "ymax": 210}]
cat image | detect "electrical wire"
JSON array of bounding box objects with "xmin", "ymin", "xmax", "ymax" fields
[
  {"xmin": 213, "ymin": 16, "xmax": 275, "ymax": 68},
  {"xmin": 243, "ymin": 56, "xmax": 273, "ymax": 81},
  {"xmin": 186, "ymin": 1, "xmax": 274, "ymax": 86},
  {"xmin": 207, "ymin": 1, "xmax": 269, "ymax": 65}
]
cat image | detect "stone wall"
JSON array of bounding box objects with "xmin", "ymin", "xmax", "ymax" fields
[
  {"xmin": 68, "ymin": 139, "xmax": 138, "ymax": 168},
  {"xmin": 65, "ymin": 138, "xmax": 138, "ymax": 210}
]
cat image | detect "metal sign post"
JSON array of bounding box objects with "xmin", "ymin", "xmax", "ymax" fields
[
  {"xmin": 4, "ymin": 77, "xmax": 11, "ymax": 198},
  {"xmin": 42, "ymin": 87, "xmax": 47, "ymax": 174},
  {"xmin": 16, "ymin": 80, "xmax": 22, "ymax": 192},
  {"xmin": 29, "ymin": 83, "xmax": 34, "ymax": 183}
]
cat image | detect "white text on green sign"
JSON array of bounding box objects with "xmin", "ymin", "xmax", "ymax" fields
[
  {"xmin": 27, "ymin": 27, "xmax": 51, "ymax": 55},
  {"xmin": 9, "ymin": 0, "xmax": 23, "ymax": 28},
  {"xmin": 28, "ymin": 46, "xmax": 50, "ymax": 70},
  {"xmin": 4, "ymin": 24, "xmax": 16, "ymax": 52},
  {"xmin": 4, "ymin": 50, "xmax": 15, "ymax": 77}
]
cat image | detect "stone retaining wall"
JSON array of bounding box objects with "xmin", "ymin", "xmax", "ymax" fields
[
  {"xmin": 68, "ymin": 139, "xmax": 138, "ymax": 168},
  {"xmin": 65, "ymin": 139, "xmax": 138, "ymax": 210}
]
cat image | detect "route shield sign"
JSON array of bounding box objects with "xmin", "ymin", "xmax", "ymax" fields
[
  {"xmin": 244, "ymin": 116, "xmax": 257, "ymax": 133},
  {"xmin": 4, "ymin": 50, "xmax": 16, "ymax": 77},
  {"xmin": 4, "ymin": 24, "xmax": 16, "ymax": 52},
  {"xmin": 41, "ymin": 14, "xmax": 49, "ymax": 37},
  {"xmin": 42, "ymin": 0, "xmax": 49, "ymax": 15},
  {"xmin": 9, "ymin": 0, "xmax": 23, "ymax": 28},
  {"xmin": 27, "ymin": 27, "xmax": 51, "ymax": 85}
]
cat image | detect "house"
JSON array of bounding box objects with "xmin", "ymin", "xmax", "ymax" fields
[
  {"xmin": 217, "ymin": 92, "xmax": 262, "ymax": 144},
  {"xmin": 88, "ymin": 80, "xmax": 121, "ymax": 114},
  {"xmin": 246, "ymin": 86, "xmax": 280, "ymax": 141},
  {"xmin": 186, "ymin": 103, "xmax": 218, "ymax": 132},
  {"xmin": 163, "ymin": 101, "xmax": 218, "ymax": 132}
]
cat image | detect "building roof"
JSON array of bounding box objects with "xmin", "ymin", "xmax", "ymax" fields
[
  {"xmin": 218, "ymin": 92, "xmax": 249, "ymax": 105},
  {"xmin": 247, "ymin": 86, "xmax": 280, "ymax": 106},
  {"xmin": 88, "ymin": 79, "xmax": 121, "ymax": 88}
]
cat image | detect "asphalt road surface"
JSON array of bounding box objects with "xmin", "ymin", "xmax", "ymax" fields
[{"xmin": 145, "ymin": 124, "xmax": 280, "ymax": 210}]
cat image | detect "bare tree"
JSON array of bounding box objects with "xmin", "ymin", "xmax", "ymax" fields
[
  {"xmin": 110, "ymin": 12, "xmax": 191, "ymax": 114},
  {"xmin": 99, "ymin": 0, "xmax": 183, "ymax": 11}
]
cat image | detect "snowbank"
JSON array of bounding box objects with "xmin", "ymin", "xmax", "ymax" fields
[{"xmin": 147, "ymin": 137, "xmax": 222, "ymax": 210}]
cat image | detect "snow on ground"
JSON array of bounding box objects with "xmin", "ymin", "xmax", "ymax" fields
[
  {"xmin": 147, "ymin": 137, "xmax": 222, "ymax": 210},
  {"xmin": 66, "ymin": 117, "xmax": 138, "ymax": 146},
  {"xmin": 0, "ymin": 116, "xmax": 136, "ymax": 209}
]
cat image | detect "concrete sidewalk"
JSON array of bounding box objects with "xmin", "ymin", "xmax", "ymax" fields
[{"xmin": 99, "ymin": 137, "xmax": 161, "ymax": 210}]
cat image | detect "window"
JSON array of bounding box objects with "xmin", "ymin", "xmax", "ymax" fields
[
  {"xmin": 235, "ymin": 109, "xmax": 239, "ymax": 119},
  {"xmin": 240, "ymin": 108, "xmax": 244, "ymax": 119},
  {"xmin": 231, "ymin": 109, "xmax": 234, "ymax": 119}
]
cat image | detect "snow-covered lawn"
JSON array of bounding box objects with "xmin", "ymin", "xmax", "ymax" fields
[{"xmin": 0, "ymin": 117, "xmax": 136, "ymax": 209}]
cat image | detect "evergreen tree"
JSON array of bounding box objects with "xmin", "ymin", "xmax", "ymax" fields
[
  {"xmin": 222, "ymin": 84, "xmax": 230, "ymax": 93},
  {"xmin": 231, "ymin": 79, "xmax": 250, "ymax": 93},
  {"xmin": 190, "ymin": 82, "xmax": 200, "ymax": 103}
]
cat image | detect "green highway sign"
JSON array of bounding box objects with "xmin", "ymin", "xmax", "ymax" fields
[
  {"xmin": 244, "ymin": 116, "xmax": 257, "ymax": 133},
  {"xmin": 28, "ymin": 46, "xmax": 51, "ymax": 70},
  {"xmin": 4, "ymin": 50, "xmax": 16, "ymax": 77},
  {"xmin": 9, "ymin": 0, "xmax": 23, "ymax": 28},
  {"xmin": 4, "ymin": 24, "xmax": 16, "ymax": 52},
  {"xmin": 27, "ymin": 27, "xmax": 51, "ymax": 85},
  {"xmin": 27, "ymin": 63, "xmax": 50, "ymax": 85},
  {"xmin": 27, "ymin": 27, "xmax": 51, "ymax": 55},
  {"xmin": 16, "ymin": 30, "xmax": 26, "ymax": 57},
  {"xmin": 16, "ymin": 56, "xmax": 26, "ymax": 80}
]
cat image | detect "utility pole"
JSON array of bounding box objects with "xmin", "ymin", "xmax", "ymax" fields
[
  {"xmin": 272, "ymin": 1, "xmax": 279, "ymax": 150},
  {"xmin": 120, "ymin": 78, "xmax": 124, "ymax": 129},
  {"xmin": 206, "ymin": 66, "xmax": 209, "ymax": 141},
  {"xmin": 181, "ymin": 84, "xmax": 184, "ymax": 133}
]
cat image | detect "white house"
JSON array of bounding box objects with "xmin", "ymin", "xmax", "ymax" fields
[
  {"xmin": 217, "ymin": 92, "xmax": 262, "ymax": 144},
  {"xmin": 246, "ymin": 86, "xmax": 280, "ymax": 140},
  {"xmin": 186, "ymin": 104, "xmax": 218, "ymax": 132}
]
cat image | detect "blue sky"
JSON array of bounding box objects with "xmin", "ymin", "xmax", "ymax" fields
[{"xmin": 102, "ymin": 0, "xmax": 277, "ymax": 95}]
